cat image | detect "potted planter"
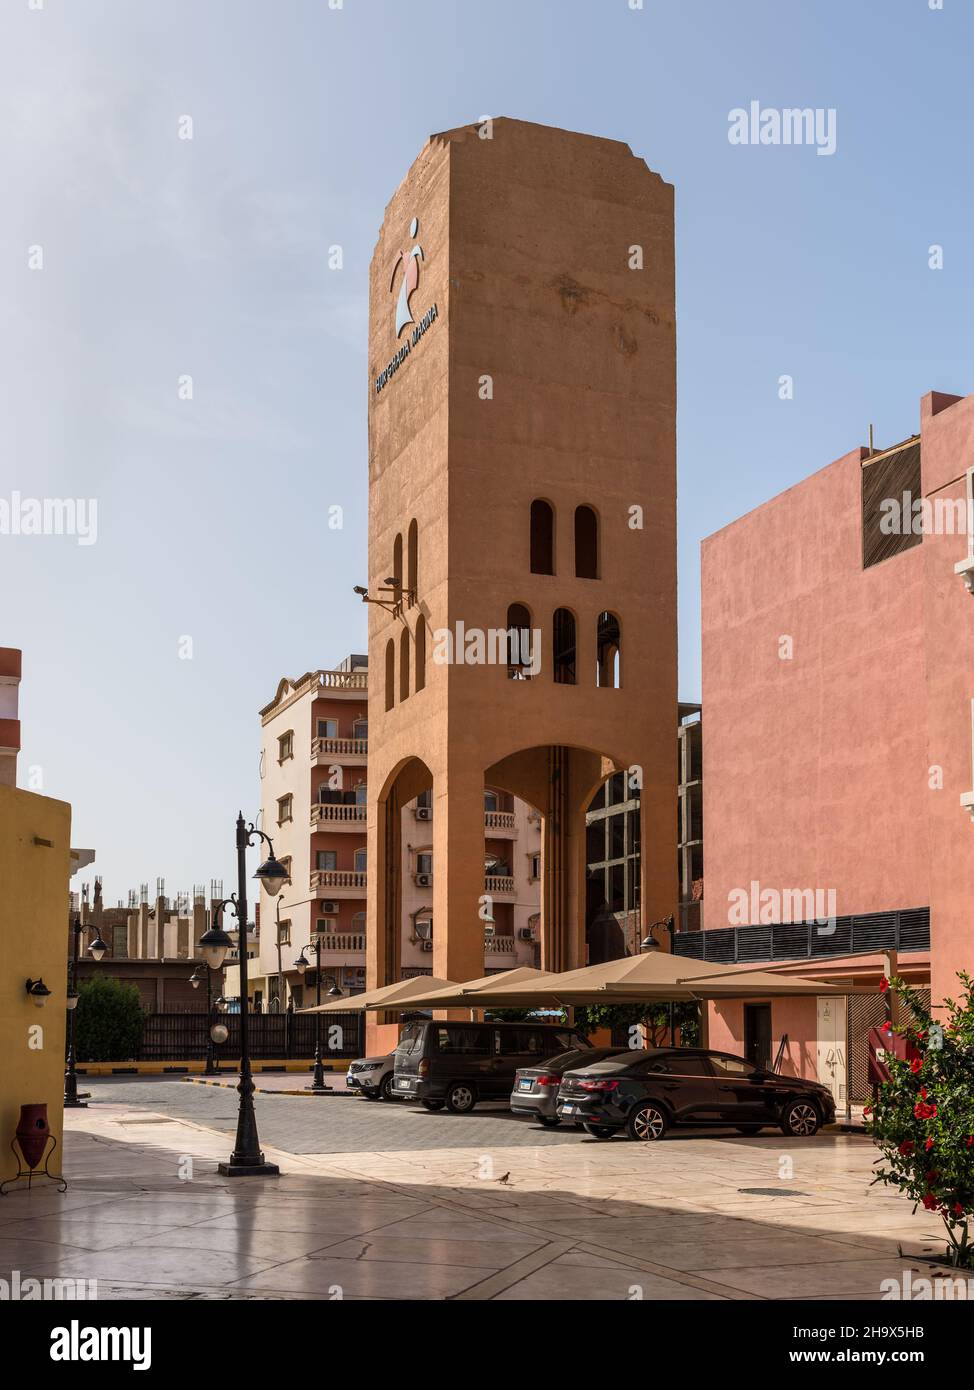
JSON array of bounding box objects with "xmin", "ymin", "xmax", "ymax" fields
[{"xmin": 15, "ymin": 1103, "xmax": 50, "ymax": 1171}]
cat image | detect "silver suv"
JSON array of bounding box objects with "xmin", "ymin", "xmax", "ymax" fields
[{"xmin": 345, "ymin": 1053, "xmax": 396, "ymax": 1101}]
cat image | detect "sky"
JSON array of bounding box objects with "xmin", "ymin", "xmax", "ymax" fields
[{"xmin": 2, "ymin": 0, "xmax": 972, "ymax": 902}]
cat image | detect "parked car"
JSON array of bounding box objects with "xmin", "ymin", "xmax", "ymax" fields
[
  {"xmin": 393, "ymin": 1020, "xmax": 591, "ymax": 1113},
  {"xmin": 556, "ymin": 1047, "xmax": 836, "ymax": 1140},
  {"xmin": 345, "ymin": 1053, "xmax": 396, "ymax": 1101},
  {"xmin": 510, "ymin": 1047, "xmax": 633, "ymax": 1126}
]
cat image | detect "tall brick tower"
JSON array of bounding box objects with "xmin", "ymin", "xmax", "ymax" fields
[{"xmin": 364, "ymin": 119, "xmax": 677, "ymax": 1037}]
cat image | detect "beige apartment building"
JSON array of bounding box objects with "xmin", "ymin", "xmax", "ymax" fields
[{"xmin": 252, "ymin": 655, "xmax": 543, "ymax": 1009}]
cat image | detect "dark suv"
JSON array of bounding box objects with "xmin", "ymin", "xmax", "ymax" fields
[
  {"xmin": 393, "ymin": 1020, "xmax": 591, "ymax": 1113},
  {"xmin": 557, "ymin": 1047, "xmax": 836, "ymax": 1140}
]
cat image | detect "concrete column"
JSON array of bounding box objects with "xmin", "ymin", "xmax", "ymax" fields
[{"xmin": 433, "ymin": 761, "xmax": 486, "ymax": 989}]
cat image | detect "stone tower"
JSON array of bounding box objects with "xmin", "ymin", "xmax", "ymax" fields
[{"xmin": 365, "ymin": 119, "xmax": 677, "ymax": 1036}]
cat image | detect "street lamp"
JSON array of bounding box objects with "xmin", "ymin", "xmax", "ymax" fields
[
  {"xmin": 189, "ymin": 962, "xmax": 221, "ymax": 1076},
  {"xmin": 293, "ymin": 940, "xmax": 343, "ymax": 1092},
  {"xmin": 199, "ymin": 813, "xmax": 287, "ymax": 1177},
  {"xmin": 639, "ymin": 915, "xmax": 678, "ymax": 1046},
  {"xmin": 64, "ymin": 911, "xmax": 106, "ymax": 1109}
]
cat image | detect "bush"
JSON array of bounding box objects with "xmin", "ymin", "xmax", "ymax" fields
[
  {"xmin": 867, "ymin": 972, "xmax": 974, "ymax": 1268},
  {"xmin": 75, "ymin": 976, "xmax": 146, "ymax": 1062},
  {"xmin": 572, "ymin": 1001, "xmax": 700, "ymax": 1046}
]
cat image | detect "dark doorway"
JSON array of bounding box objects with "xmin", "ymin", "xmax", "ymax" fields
[{"xmin": 744, "ymin": 1003, "xmax": 772, "ymax": 1071}]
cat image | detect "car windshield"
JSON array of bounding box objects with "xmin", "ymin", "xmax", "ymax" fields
[{"xmin": 395, "ymin": 1023, "xmax": 425, "ymax": 1056}]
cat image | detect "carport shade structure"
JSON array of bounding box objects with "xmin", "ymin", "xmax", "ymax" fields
[
  {"xmin": 299, "ymin": 975, "xmax": 457, "ymax": 1014},
  {"xmin": 409, "ymin": 955, "xmax": 858, "ymax": 1008},
  {"xmin": 385, "ymin": 966, "xmax": 553, "ymax": 1010}
]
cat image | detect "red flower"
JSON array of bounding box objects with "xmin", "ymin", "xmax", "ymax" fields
[
  {"xmin": 898, "ymin": 1141, "xmax": 915, "ymax": 1156},
  {"xmin": 920, "ymin": 1087, "xmax": 928, "ymax": 1100},
  {"xmin": 910, "ymin": 1058, "xmax": 922, "ymax": 1074},
  {"xmin": 922, "ymin": 1193, "xmax": 938, "ymax": 1210},
  {"xmin": 925, "ymin": 1138, "xmax": 935, "ymax": 1151},
  {"xmin": 954, "ymin": 1203, "xmax": 965, "ymax": 1218},
  {"xmin": 967, "ymin": 1136, "xmax": 974, "ymax": 1148},
  {"xmin": 880, "ymin": 977, "xmax": 889, "ymax": 993},
  {"xmin": 863, "ymin": 1104, "xmax": 872, "ymax": 1117},
  {"xmin": 914, "ymin": 1101, "xmax": 937, "ymax": 1120},
  {"xmin": 925, "ymin": 1170, "xmax": 939, "ymax": 1182}
]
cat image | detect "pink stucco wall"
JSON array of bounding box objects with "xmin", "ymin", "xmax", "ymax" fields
[{"xmin": 701, "ymin": 389, "xmax": 974, "ymax": 1040}]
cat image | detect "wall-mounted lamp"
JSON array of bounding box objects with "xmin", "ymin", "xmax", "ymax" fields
[{"xmin": 25, "ymin": 978, "xmax": 52, "ymax": 1008}]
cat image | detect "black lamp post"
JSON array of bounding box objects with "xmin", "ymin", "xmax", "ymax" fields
[
  {"xmin": 293, "ymin": 942, "xmax": 343, "ymax": 1092},
  {"xmin": 190, "ymin": 963, "xmax": 221, "ymax": 1076},
  {"xmin": 639, "ymin": 915, "xmax": 678, "ymax": 1045},
  {"xmin": 198, "ymin": 813, "xmax": 287, "ymax": 1177},
  {"xmin": 64, "ymin": 913, "xmax": 108, "ymax": 1109}
]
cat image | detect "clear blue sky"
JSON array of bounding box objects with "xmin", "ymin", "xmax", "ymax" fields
[{"xmin": 2, "ymin": 0, "xmax": 971, "ymax": 900}]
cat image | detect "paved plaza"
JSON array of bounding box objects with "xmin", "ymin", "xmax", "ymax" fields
[{"xmin": 0, "ymin": 1079, "xmax": 956, "ymax": 1300}]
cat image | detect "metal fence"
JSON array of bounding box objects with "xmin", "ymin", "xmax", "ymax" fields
[
  {"xmin": 672, "ymin": 907, "xmax": 930, "ymax": 964},
  {"xmin": 130, "ymin": 1011, "xmax": 363, "ymax": 1062}
]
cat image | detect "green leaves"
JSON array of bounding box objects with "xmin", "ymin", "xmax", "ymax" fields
[
  {"xmin": 74, "ymin": 976, "xmax": 146, "ymax": 1062},
  {"xmin": 867, "ymin": 972, "xmax": 974, "ymax": 1268}
]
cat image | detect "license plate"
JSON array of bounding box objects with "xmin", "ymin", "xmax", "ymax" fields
[
  {"xmin": 561, "ymin": 1104, "xmax": 575, "ymax": 1114},
  {"xmin": 518, "ymin": 1079, "xmax": 532, "ymax": 1091},
  {"xmin": 397, "ymin": 1078, "xmax": 411, "ymax": 1088}
]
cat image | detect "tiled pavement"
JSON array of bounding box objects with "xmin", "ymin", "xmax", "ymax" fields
[{"xmin": 0, "ymin": 1081, "xmax": 957, "ymax": 1301}]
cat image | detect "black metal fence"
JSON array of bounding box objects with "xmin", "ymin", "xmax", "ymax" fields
[
  {"xmin": 672, "ymin": 907, "xmax": 930, "ymax": 965},
  {"xmin": 134, "ymin": 1011, "xmax": 363, "ymax": 1062}
]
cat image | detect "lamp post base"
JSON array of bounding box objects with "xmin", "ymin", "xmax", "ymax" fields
[
  {"xmin": 63, "ymin": 1098, "xmax": 88, "ymax": 1109},
  {"xmin": 217, "ymin": 1161, "xmax": 280, "ymax": 1177}
]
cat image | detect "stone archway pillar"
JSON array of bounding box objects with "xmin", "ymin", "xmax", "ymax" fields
[{"xmin": 432, "ymin": 761, "xmax": 488, "ymax": 988}]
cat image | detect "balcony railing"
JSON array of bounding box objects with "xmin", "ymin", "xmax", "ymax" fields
[
  {"xmin": 317, "ymin": 670, "xmax": 368, "ymax": 690},
  {"xmin": 485, "ymin": 935, "xmax": 516, "ymax": 954},
  {"xmin": 311, "ymin": 803, "xmax": 367, "ymax": 826},
  {"xmin": 484, "ymin": 874, "xmax": 515, "ymax": 894},
  {"xmin": 312, "ymin": 933, "xmax": 366, "ymax": 953},
  {"xmin": 672, "ymin": 906, "xmax": 931, "ymax": 965},
  {"xmin": 485, "ymin": 810, "xmax": 516, "ymax": 832},
  {"xmin": 310, "ymin": 870, "xmax": 367, "ymax": 892},
  {"xmin": 312, "ymin": 736, "xmax": 368, "ymax": 758}
]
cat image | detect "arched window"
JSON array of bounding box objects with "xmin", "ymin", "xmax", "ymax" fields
[
  {"xmin": 553, "ymin": 608, "xmax": 576, "ymax": 685},
  {"xmin": 597, "ymin": 611, "xmax": 621, "ymax": 688},
  {"xmin": 393, "ymin": 533, "xmax": 403, "ymax": 590},
  {"xmin": 575, "ymin": 505, "xmax": 599, "ymax": 579},
  {"xmin": 399, "ymin": 626, "xmax": 410, "ymax": 702},
  {"xmin": 484, "ymin": 789, "xmax": 499, "ymax": 812},
  {"xmin": 530, "ymin": 500, "xmax": 554, "ymax": 575},
  {"xmin": 384, "ymin": 638, "xmax": 395, "ymax": 711},
  {"xmin": 407, "ymin": 519, "xmax": 418, "ymax": 605},
  {"xmin": 506, "ymin": 602, "xmax": 534, "ymax": 680},
  {"xmin": 354, "ymin": 847, "xmax": 367, "ymax": 873},
  {"xmin": 415, "ymin": 619, "xmax": 426, "ymax": 691}
]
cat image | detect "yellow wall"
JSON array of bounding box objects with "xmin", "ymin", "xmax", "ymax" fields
[{"xmin": 0, "ymin": 782, "xmax": 71, "ymax": 1178}]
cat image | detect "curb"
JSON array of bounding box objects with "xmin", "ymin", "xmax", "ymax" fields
[{"xmin": 182, "ymin": 1076, "xmax": 350, "ymax": 1097}]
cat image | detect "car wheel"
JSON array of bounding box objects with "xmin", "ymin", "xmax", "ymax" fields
[
  {"xmin": 583, "ymin": 1123, "xmax": 617, "ymax": 1140},
  {"xmin": 736, "ymin": 1125, "xmax": 763, "ymax": 1135},
  {"xmin": 626, "ymin": 1101, "xmax": 669, "ymax": 1142},
  {"xmin": 780, "ymin": 1100, "xmax": 820, "ymax": 1137},
  {"xmin": 421, "ymin": 1099, "xmax": 445, "ymax": 1111},
  {"xmin": 538, "ymin": 1115, "xmax": 560, "ymax": 1128},
  {"xmin": 380, "ymin": 1073, "xmax": 395, "ymax": 1102},
  {"xmin": 445, "ymin": 1083, "xmax": 476, "ymax": 1114}
]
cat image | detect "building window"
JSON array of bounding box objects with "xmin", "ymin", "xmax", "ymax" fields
[
  {"xmin": 354, "ymin": 782, "xmax": 367, "ymax": 805},
  {"xmin": 529, "ymin": 852, "xmax": 541, "ymax": 880},
  {"xmin": 385, "ymin": 638, "xmax": 395, "ymax": 711},
  {"xmin": 415, "ymin": 620, "xmax": 426, "ymax": 692},
  {"xmin": 316, "ymin": 850, "xmax": 337, "ymax": 871},
  {"xmin": 352, "ymin": 910, "xmax": 366, "ymax": 933},
  {"xmin": 416, "ymin": 851, "xmax": 433, "ymax": 876},
  {"xmin": 596, "ymin": 611, "xmax": 621, "ymax": 688},
  {"xmin": 553, "ymin": 608, "xmax": 576, "ymax": 685},
  {"xmin": 575, "ymin": 505, "xmax": 599, "ymax": 579},
  {"xmin": 276, "ymin": 794, "xmax": 293, "ymax": 825},
  {"xmin": 414, "ymin": 913, "xmax": 433, "ymax": 941},
  {"xmin": 530, "ymin": 500, "xmax": 555, "ymax": 575},
  {"xmin": 407, "ymin": 518, "xmax": 418, "ymax": 604},
  {"xmin": 316, "ymin": 918, "xmax": 337, "ymax": 934},
  {"xmin": 354, "ymin": 847, "xmax": 367, "ymax": 873},
  {"xmin": 352, "ymin": 717, "xmax": 368, "ymax": 741},
  {"xmin": 484, "ymin": 789, "xmax": 499, "ymax": 812},
  {"xmin": 278, "ymin": 730, "xmax": 294, "ymax": 762},
  {"xmin": 393, "ymin": 532, "xmax": 403, "ymax": 589},
  {"xmin": 400, "ymin": 626, "xmax": 410, "ymax": 702},
  {"xmin": 277, "ymin": 918, "xmax": 291, "ymax": 945},
  {"xmin": 317, "ymin": 718, "xmax": 338, "ymax": 739},
  {"xmin": 279, "ymin": 855, "xmax": 292, "ymax": 884},
  {"xmin": 506, "ymin": 602, "xmax": 534, "ymax": 680}
]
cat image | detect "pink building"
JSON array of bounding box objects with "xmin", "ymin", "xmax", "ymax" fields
[{"xmin": 695, "ymin": 389, "xmax": 974, "ymax": 1102}]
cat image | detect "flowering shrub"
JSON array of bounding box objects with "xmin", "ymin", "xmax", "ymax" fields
[{"xmin": 867, "ymin": 972, "xmax": 974, "ymax": 1268}]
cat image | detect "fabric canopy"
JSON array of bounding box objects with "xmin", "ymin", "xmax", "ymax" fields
[
  {"xmin": 382, "ymin": 966, "xmax": 552, "ymax": 1010},
  {"xmin": 299, "ymin": 975, "xmax": 455, "ymax": 1015}
]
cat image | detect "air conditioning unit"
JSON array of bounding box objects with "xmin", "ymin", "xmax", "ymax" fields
[
  {"xmin": 518, "ymin": 928, "xmax": 534, "ymax": 942},
  {"xmin": 421, "ymin": 940, "xmax": 433, "ymax": 952},
  {"xmin": 416, "ymin": 872, "xmax": 432, "ymax": 887},
  {"xmin": 415, "ymin": 806, "xmax": 432, "ymax": 820},
  {"xmin": 319, "ymin": 900, "xmax": 339, "ymax": 914}
]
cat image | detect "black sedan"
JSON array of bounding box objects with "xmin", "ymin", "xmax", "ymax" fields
[
  {"xmin": 510, "ymin": 1046, "xmax": 633, "ymax": 1126},
  {"xmin": 556, "ymin": 1047, "xmax": 836, "ymax": 1141}
]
